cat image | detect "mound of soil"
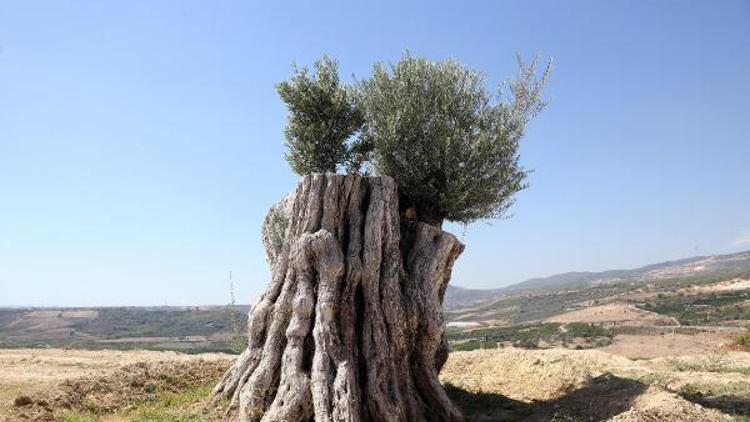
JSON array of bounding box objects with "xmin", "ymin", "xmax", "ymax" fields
[
  {"xmin": 442, "ymin": 348, "xmax": 736, "ymax": 421},
  {"xmin": 441, "ymin": 347, "xmax": 637, "ymax": 402},
  {"xmin": 611, "ymin": 387, "xmax": 732, "ymax": 422},
  {"xmin": 7, "ymin": 358, "xmax": 231, "ymax": 421}
]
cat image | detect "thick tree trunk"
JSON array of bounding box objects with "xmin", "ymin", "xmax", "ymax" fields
[{"xmin": 213, "ymin": 174, "xmax": 464, "ymax": 422}]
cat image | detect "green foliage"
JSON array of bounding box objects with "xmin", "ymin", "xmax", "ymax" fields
[
  {"xmin": 357, "ymin": 53, "xmax": 551, "ymax": 224},
  {"xmin": 447, "ymin": 322, "xmax": 615, "ymax": 351},
  {"xmin": 518, "ymin": 337, "xmax": 539, "ymax": 349},
  {"xmin": 635, "ymin": 290, "xmax": 750, "ymax": 325},
  {"xmin": 448, "ymin": 323, "xmax": 561, "ymax": 343},
  {"xmin": 267, "ymin": 207, "xmax": 289, "ymax": 258},
  {"xmin": 227, "ymin": 281, "xmax": 248, "ymax": 354},
  {"xmin": 736, "ymin": 325, "xmax": 750, "ymax": 347},
  {"xmin": 123, "ymin": 383, "xmax": 216, "ymax": 421},
  {"xmin": 565, "ymin": 322, "xmax": 613, "ymax": 338},
  {"xmin": 276, "ymin": 53, "xmax": 551, "ymax": 224},
  {"xmin": 450, "ymin": 339, "xmax": 498, "ymax": 351},
  {"xmin": 59, "ymin": 380, "xmax": 222, "ymax": 421},
  {"xmin": 276, "ymin": 55, "xmax": 363, "ymax": 174}
]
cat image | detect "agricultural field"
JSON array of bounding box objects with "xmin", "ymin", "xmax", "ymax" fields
[
  {"xmin": 0, "ymin": 306, "xmax": 249, "ymax": 354},
  {"xmin": 447, "ymin": 322, "xmax": 614, "ymax": 351},
  {"xmin": 632, "ymin": 288, "xmax": 750, "ymax": 326},
  {"xmin": 444, "ymin": 271, "xmax": 750, "ymax": 360}
]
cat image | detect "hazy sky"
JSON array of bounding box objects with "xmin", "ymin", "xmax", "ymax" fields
[{"xmin": 1, "ymin": 1, "xmax": 749, "ymax": 306}]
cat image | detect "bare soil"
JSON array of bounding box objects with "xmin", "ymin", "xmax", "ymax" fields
[
  {"xmin": 680, "ymin": 278, "xmax": 750, "ymax": 294},
  {"xmin": 441, "ymin": 347, "xmax": 749, "ymax": 421},
  {"xmin": 0, "ymin": 349, "xmax": 230, "ymax": 420},
  {"xmin": 547, "ymin": 303, "xmax": 678, "ymax": 326},
  {"xmin": 2, "ymin": 347, "xmax": 748, "ymax": 421},
  {"xmin": 602, "ymin": 330, "xmax": 737, "ymax": 359}
]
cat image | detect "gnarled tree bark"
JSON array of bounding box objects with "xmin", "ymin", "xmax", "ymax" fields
[{"xmin": 213, "ymin": 174, "xmax": 464, "ymax": 421}]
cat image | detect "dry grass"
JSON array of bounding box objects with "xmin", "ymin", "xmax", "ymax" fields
[
  {"xmin": 602, "ymin": 330, "xmax": 736, "ymax": 359},
  {"xmin": 1, "ymin": 347, "xmax": 748, "ymax": 421},
  {"xmin": 547, "ymin": 303, "xmax": 678, "ymax": 326},
  {"xmin": 8, "ymin": 359, "xmax": 230, "ymax": 421},
  {"xmin": 0, "ymin": 349, "xmax": 229, "ymax": 420},
  {"xmin": 680, "ymin": 278, "xmax": 750, "ymax": 294}
]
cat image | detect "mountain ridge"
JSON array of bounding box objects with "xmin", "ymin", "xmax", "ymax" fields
[{"xmin": 446, "ymin": 249, "xmax": 750, "ymax": 309}]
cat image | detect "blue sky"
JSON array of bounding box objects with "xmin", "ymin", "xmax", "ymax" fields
[{"xmin": 1, "ymin": 1, "xmax": 749, "ymax": 306}]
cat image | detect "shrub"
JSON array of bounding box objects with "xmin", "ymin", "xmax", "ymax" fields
[
  {"xmin": 450, "ymin": 340, "xmax": 497, "ymax": 352},
  {"xmin": 518, "ymin": 337, "xmax": 539, "ymax": 349},
  {"xmin": 736, "ymin": 325, "xmax": 750, "ymax": 347},
  {"xmin": 565, "ymin": 323, "xmax": 613, "ymax": 339}
]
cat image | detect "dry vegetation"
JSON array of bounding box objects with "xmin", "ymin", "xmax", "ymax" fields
[
  {"xmin": 546, "ymin": 303, "xmax": 677, "ymax": 325},
  {"xmin": 0, "ymin": 349, "xmax": 231, "ymax": 421},
  {"xmin": 1, "ymin": 345, "xmax": 749, "ymax": 421}
]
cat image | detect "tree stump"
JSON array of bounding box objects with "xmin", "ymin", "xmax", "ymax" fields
[{"xmin": 213, "ymin": 174, "xmax": 464, "ymax": 421}]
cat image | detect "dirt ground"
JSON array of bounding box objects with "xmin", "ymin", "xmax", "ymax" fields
[
  {"xmin": 680, "ymin": 278, "xmax": 750, "ymax": 294},
  {"xmin": 1, "ymin": 347, "xmax": 748, "ymax": 421},
  {"xmin": 602, "ymin": 330, "xmax": 738, "ymax": 359},
  {"xmin": 0, "ymin": 348, "xmax": 229, "ymax": 420},
  {"xmin": 441, "ymin": 347, "xmax": 750, "ymax": 421},
  {"xmin": 546, "ymin": 303, "xmax": 678, "ymax": 326}
]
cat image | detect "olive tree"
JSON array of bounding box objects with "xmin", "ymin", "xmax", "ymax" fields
[
  {"xmin": 214, "ymin": 54, "xmax": 550, "ymax": 422},
  {"xmin": 357, "ymin": 54, "xmax": 551, "ymax": 225},
  {"xmin": 276, "ymin": 53, "xmax": 550, "ymax": 225},
  {"xmin": 276, "ymin": 56, "xmax": 363, "ymax": 174}
]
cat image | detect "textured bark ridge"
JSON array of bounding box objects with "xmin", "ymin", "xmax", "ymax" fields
[{"xmin": 213, "ymin": 174, "xmax": 464, "ymax": 421}]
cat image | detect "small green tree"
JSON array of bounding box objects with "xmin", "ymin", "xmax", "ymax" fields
[
  {"xmin": 227, "ymin": 278, "xmax": 247, "ymax": 354},
  {"xmin": 277, "ymin": 55, "xmax": 363, "ymax": 174},
  {"xmin": 357, "ymin": 53, "xmax": 550, "ymax": 225}
]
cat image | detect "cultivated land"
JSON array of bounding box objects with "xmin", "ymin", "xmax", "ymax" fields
[
  {"xmin": 0, "ymin": 306, "xmax": 249, "ymax": 354},
  {"xmin": 442, "ymin": 250, "xmax": 750, "ymax": 355}
]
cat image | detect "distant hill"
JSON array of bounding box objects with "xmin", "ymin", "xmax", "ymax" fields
[
  {"xmin": 0, "ymin": 305, "xmax": 250, "ymax": 353},
  {"xmin": 446, "ymin": 250, "xmax": 750, "ymax": 309},
  {"xmin": 3, "ymin": 250, "xmax": 749, "ymax": 351}
]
